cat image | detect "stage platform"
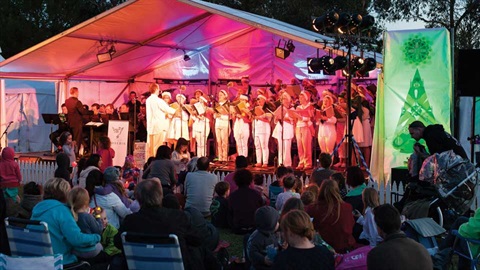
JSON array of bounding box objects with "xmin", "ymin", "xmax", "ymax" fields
[{"xmin": 14, "ymin": 151, "xmax": 56, "ymax": 162}]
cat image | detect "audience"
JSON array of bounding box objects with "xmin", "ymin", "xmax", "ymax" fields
[
  {"xmin": 356, "ymin": 188, "xmax": 382, "ymax": 246},
  {"xmin": 275, "ymin": 175, "xmax": 300, "ymax": 211},
  {"xmin": 367, "ymin": 204, "xmax": 433, "ymax": 270},
  {"xmin": 185, "ymin": 157, "xmax": 218, "ymax": 216},
  {"xmin": 94, "ymin": 167, "xmax": 132, "ymax": 209},
  {"xmin": 87, "ymin": 166, "xmax": 131, "ymax": 229},
  {"xmin": 97, "ymin": 136, "xmax": 115, "ymax": 173},
  {"xmin": 0, "ymin": 147, "xmax": 22, "ymax": 203},
  {"xmin": 272, "ymin": 210, "xmax": 334, "ymax": 270},
  {"xmin": 311, "ymin": 153, "xmax": 336, "ymax": 187},
  {"xmin": 268, "ymin": 166, "xmax": 293, "ymax": 208},
  {"xmin": 142, "ymin": 145, "xmax": 177, "ymax": 194},
  {"xmin": 113, "ymin": 179, "xmax": 214, "ymax": 270},
  {"xmin": 30, "ymin": 178, "xmax": 100, "ymax": 265},
  {"xmin": 224, "ymin": 155, "xmax": 248, "ymax": 193},
  {"xmin": 247, "ymin": 206, "xmax": 280, "ymax": 270},
  {"xmin": 122, "ymin": 155, "xmax": 140, "ymax": 185},
  {"xmin": 253, "ymin": 174, "xmax": 269, "ymax": 205},
  {"xmin": 171, "ymin": 137, "xmax": 191, "ymax": 176},
  {"xmin": 55, "ymin": 153, "xmax": 72, "ymax": 186},
  {"xmin": 344, "ymin": 166, "xmax": 367, "ymax": 241},
  {"xmin": 20, "ymin": 181, "xmax": 43, "ymax": 217},
  {"xmin": 78, "ymin": 154, "xmax": 103, "ymax": 190},
  {"xmin": 210, "ymin": 181, "xmax": 230, "ymax": 229},
  {"xmin": 228, "ymin": 169, "xmax": 264, "ymax": 234},
  {"xmin": 305, "ymin": 179, "xmax": 355, "ymax": 253},
  {"xmin": 300, "ymin": 191, "xmax": 315, "ymax": 207},
  {"xmin": 330, "ymin": 172, "xmax": 347, "ymax": 199}
]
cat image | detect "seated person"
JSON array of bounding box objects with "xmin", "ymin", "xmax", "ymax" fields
[{"xmin": 367, "ymin": 204, "xmax": 433, "ymax": 270}]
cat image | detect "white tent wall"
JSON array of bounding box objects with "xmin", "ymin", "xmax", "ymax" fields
[
  {"xmin": 68, "ymin": 80, "xmax": 132, "ymax": 109},
  {"xmin": 4, "ymin": 80, "xmax": 56, "ymax": 152}
]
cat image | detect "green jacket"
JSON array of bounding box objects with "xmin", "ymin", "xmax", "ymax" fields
[
  {"xmin": 458, "ymin": 208, "xmax": 480, "ymax": 257},
  {"xmin": 102, "ymin": 224, "xmax": 122, "ymax": 256}
]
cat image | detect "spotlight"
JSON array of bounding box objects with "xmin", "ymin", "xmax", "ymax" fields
[
  {"xmin": 336, "ymin": 13, "xmax": 351, "ymax": 34},
  {"xmin": 359, "ymin": 15, "xmax": 375, "ymax": 31},
  {"xmin": 351, "ymin": 57, "xmax": 365, "ymax": 72},
  {"xmin": 307, "ymin": 58, "xmax": 322, "ymax": 74},
  {"xmin": 275, "ymin": 47, "xmax": 290, "ymax": 59},
  {"xmin": 312, "ymin": 11, "xmax": 339, "ymax": 33},
  {"xmin": 349, "ymin": 14, "xmax": 363, "ymax": 34},
  {"xmin": 333, "ymin": 56, "xmax": 348, "ymax": 70},
  {"xmin": 96, "ymin": 43, "xmax": 116, "ymax": 63},
  {"xmin": 275, "ymin": 40, "xmax": 293, "ymax": 59},
  {"xmin": 320, "ymin": 56, "xmax": 335, "ymax": 70},
  {"xmin": 356, "ymin": 57, "xmax": 376, "ymax": 77},
  {"xmin": 286, "ymin": 40, "xmax": 295, "ymax": 53}
]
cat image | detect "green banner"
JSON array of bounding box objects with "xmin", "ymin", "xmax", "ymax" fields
[{"xmin": 371, "ymin": 28, "xmax": 452, "ymax": 183}]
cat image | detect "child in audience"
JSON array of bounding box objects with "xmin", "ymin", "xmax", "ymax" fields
[
  {"xmin": 0, "ymin": 147, "xmax": 22, "ymax": 203},
  {"xmin": 210, "ymin": 181, "xmax": 230, "ymax": 228},
  {"xmin": 268, "ymin": 165, "xmax": 293, "ymax": 207},
  {"xmin": 275, "ymin": 175, "xmax": 300, "ymax": 210},
  {"xmin": 247, "ymin": 206, "xmax": 280, "ymax": 269},
  {"xmin": 68, "ymin": 186, "xmax": 104, "ymax": 258},
  {"xmin": 300, "ymin": 191, "xmax": 315, "ymax": 207},
  {"xmin": 253, "ymin": 174, "xmax": 269, "ymax": 205},
  {"xmin": 171, "ymin": 137, "xmax": 191, "ymax": 176},
  {"xmin": 55, "ymin": 152, "xmax": 72, "ymax": 186},
  {"xmin": 122, "ymin": 155, "xmax": 140, "ymax": 186},
  {"xmin": 97, "ymin": 207, "xmax": 122, "ymax": 257},
  {"xmin": 355, "ymin": 187, "xmax": 382, "ymax": 246},
  {"xmin": 97, "ymin": 136, "xmax": 115, "ymax": 172},
  {"xmin": 59, "ymin": 131, "xmax": 76, "ymax": 167}
]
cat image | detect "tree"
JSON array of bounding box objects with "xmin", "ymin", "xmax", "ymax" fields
[
  {"xmin": 371, "ymin": 0, "xmax": 480, "ymax": 49},
  {"xmin": 0, "ymin": 0, "xmax": 127, "ymax": 59}
]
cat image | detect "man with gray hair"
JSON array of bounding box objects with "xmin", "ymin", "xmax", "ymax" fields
[{"xmin": 185, "ymin": 157, "xmax": 218, "ymax": 216}]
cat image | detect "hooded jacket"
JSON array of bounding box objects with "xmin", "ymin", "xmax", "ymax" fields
[
  {"xmin": 247, "ymin": 206, "xmax": 280, "ymax": 270},
  {"xmin": 0, "ymin": 147, "xmax": 22, "ymax": 188},
  {"xmin": 30, "ymin": 199, "xmax": 100, "ymax": 265},
  {"xmin": 54, "ymin": 153, "xmax": 71, "ymax": 184},
  {"xmin": 423, "ymin": 124, "xmax": 467, "ymax": 159},
  {"xmin": 77, "ymin": 166, "xmax": 100, "ymax": 188}
]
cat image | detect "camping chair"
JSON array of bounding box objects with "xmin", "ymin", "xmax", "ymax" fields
[
  {"xmin": 121, "ymin": 232, "xmax": 184, "ymax": 270},
  {"xmin": 4, "ymin": 217, "xmax": 90, "ymax": 270},
  {"xmin": 403, "ymin": 217, "xmax": 446, "ymax": 256},
  {"xmin": 452, "ymin": 230, "xmax": 480, "ymax": 270}
]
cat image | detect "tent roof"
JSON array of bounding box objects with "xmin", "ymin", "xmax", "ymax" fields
[{"xmin": 0, "ymin": 0, "xmax": 382, "ymax": 81}]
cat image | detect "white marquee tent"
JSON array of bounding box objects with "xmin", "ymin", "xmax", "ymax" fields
[{"xmin": 0, "ymin": 0, "xmax": 382, "ymax": 152}]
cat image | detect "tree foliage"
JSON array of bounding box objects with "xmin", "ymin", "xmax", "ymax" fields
[
  {"xmin": 0, "ymin": 0, "xmax": 127, "ymax": 58},
  {"xmin": 371, "ymin": 0, "xmax": 480, "ymax": 49}
]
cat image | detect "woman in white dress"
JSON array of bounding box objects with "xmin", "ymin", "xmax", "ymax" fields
[
  {"xmin": 272, "ymin": 92, "xmax": 294, "ymax": 167},
  {"xmin": 167, "ymin": 93, "xmax": 189, "ymax": 146},
  {"xmin": 317, "ymin": 95, "xmax": 337, "ymax": 155}
]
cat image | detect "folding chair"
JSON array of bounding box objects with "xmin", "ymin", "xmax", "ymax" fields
[
  {"xmin": 403, "ymin": 217, "xmax": 446, "ymax": 256},
  {"xmin": 4, "ymin": 217, "xmax": 89, "ymax": 270},
  {"xmin": 452, "ymin": 230, "xmax": 480, "ymax": 270},
  {"xmin": 121, "ymin": 232, "xmax": 184, "ymax": 270}
]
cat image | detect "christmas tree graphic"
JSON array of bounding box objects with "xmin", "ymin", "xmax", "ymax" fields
[{"xmin": 392, "ymin": 69, "xmax": 436, "ymax": 153}]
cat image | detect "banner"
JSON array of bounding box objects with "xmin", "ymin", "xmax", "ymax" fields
[
  {"xmin": 372, "ymin": 28, "xmax": 452, "ymax": 183},
  {"xmin": 108, "ymin": 120, "xmax": 129, "ymax": 167}
]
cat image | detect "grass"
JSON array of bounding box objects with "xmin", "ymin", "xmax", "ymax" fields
[{"xmin": 218, "ymin": 228, "xmax": 245, "ymax": 259}]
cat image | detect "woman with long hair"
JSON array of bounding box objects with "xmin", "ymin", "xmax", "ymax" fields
[
  {"xmin": 142, "ymin": 145, "xmax": 177, "ymax": 195},
  {"xmin": 355, "ymin": 188, "xmax": 382, "ymax": 246},
  {"xmin": 171, "ymin": 137, "xmax": 191, "ymax": 176},
  {"xmin": 305, "ymin": 180, "xmax": 355, "ymax": 253}
]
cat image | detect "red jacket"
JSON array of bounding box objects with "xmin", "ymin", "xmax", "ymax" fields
[
  {"xmin": 0, "ymin": 147, "xmax": 22, "ymax": 188},
  {"xmin": 306, "ymin": 200, "xmax": 356, "ymax": 253}
]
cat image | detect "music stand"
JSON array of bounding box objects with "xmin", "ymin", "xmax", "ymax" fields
[
  {"xmin": 42, "ymin": 113, "xmax": 62, "ymax": 154},
  {"xmin": 85, "ymin": 122, "xmax": 104, "ymax": 153}
]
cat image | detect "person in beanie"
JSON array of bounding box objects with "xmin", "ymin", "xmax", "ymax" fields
[
  {"xmin": 247, "ymin": 206, "xmax": 280, "ymax": 270},
  {"xmin": 55, "ymin": 153, "xmax": 72, "ymax": 186},
  {"xmin": 94, "ymin": 167, "xmax": 132, "ymax": 208}
]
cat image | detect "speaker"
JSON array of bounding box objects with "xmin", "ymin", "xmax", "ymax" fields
[{"xmin": 458, "ymin": 49, "xmax": 480, "ymax": 96}]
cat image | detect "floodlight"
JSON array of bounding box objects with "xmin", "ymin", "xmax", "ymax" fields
[
  {"xmin": 97, "ymin": 52, "xmax": 112, "ymax": 63},
  {"xmin": 275, "ymin": 47, "xmax": 290, "ymax": 59},
  {"xmin": 307, "ymin": 58, "xmax": 322, "ymax": 74},
  {"xmin": 356, "ymin": 57, "xmax": 377, "ymax": 77},
  {"xmin": 333, "ymin": 56, "xmax": 348, "ymax": 70},
  {"xmin": 359, "ymin": 15, "xmax": 375, "ymax": 31},
  {"xmin": 336, "ymin": 13, "xmax": 351, "ymax": 34},
  {"xmin": 312, "ymin": 11, "xmax": 339, "ymax": 32}
]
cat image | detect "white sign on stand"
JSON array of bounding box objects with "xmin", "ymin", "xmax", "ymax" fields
[{"xmin": 107, "ymin": 120, "xmax": 129, "ymax": 166}]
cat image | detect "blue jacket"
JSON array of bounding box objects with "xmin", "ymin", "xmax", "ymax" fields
[{"xmin": 30, "ymin": 199, "xmax": 100, "ymax": 264}]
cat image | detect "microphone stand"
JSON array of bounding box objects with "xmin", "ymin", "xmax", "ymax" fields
[{"xmin": 1, "ymin": 121, "xmax": 14, "ymax": 149}]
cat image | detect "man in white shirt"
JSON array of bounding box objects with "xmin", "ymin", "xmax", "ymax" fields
[{"xmin": 145, "ymin": 83, "xmax": 176, "ymax": 157}]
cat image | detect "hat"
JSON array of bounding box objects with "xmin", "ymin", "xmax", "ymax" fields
[
  {"xmin": 194, "ymin": 89, "xmax": 203, "ymax": 95},
  {"xmin": 257, "ymin": 94, "xmax": 267, "ymax": 101},
  {"xmin": 304, "ymin": 79, "xmax": 315, "ymax": 87},
  {"xmin": 299, "ymin": 90, "xmax": 311, "ymax": 100},
  {"xmin": 322, "ymin": 90, "xmax": 337, "ymax": 101},
  {"xmin": 255, "ymin": 206, "xmax": 280, "ymax": 233},
  {"xmin": 199, "ymin": 96, "xmax": 208, "ymax": 103},
  {"xmin": 219, "ymin": 89, "xmax": 228, "ymax": 97},
  {"xmin": 257, "ymin": 88, "xmax": 265, "ymax": 95},
  {"xmin": 103, "ymin": 166, "xmax": 120, "ymax": 183},
  {"xmin": 239, "ymin": 95, "xmax": 249, "ymax": 101},
  {"xmin": 176, "ymin": 94, "xmax": 186, "ymax": 101},
  {"xmin": 161, "ymin": 92, "xmax": 171, "ymax": 98}
]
